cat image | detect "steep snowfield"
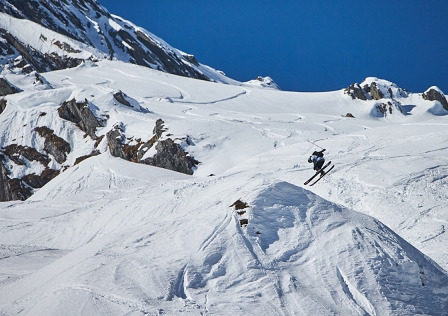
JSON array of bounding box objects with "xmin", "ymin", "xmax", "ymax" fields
[{"xmin": 1, "ymin": 60, "xmax": 448, "ymax": 315}]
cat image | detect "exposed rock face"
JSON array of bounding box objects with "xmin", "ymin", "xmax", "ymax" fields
[
  {"xmin": 0, "ymin": 157, "xmax": 33, "ymax": 201},
  {"xmin": 345, "ymin": 78, "xmax": 409, "ymax": 102},
  {"xmin": 0, "ymin": 158, "xmax": 13, "ymax": 201},
  {"xmin": 153, "ymin": 118, "xmax": 167, "ymax": 138},
  {"xmin": 74, "ymin": 150, "xmax": 100, "ymax": 165},
  {"xmin": 106, "ymin": 119, "xmax": 198, "ymax": 175},
  {"xmin": 58, "ymin": 98, "xmax": 106, "ymax": 139},
  {"xmin": 35, "ymin": 126, "xmax": 71, "ymax": 164},
  {"xmin": 423, "ymin": 88, "xmax": 448, "ymax": 111},
  {"xmin": 0, "ymin": 0, "xmax": 212, "ymax": 81},
  {"xmin": 106, "ymin": 123, "xmax": 127, "ymax": 160},
  {"xmin": 0, "ymin": 76, "xmax": 20, "ymax": 96},
  {"xmin": 3, "ymin": 144, "xmax": 50, "ymax": 166},
  {"xmin": 0, "ymin": 28, "xmax": 85, "ymax": 73},
  {"xmin": 0, "ymin": 98, "xmax": 6, "ymax": 114},
  {"xmin": 345, "ymin": 83, "xmax": 368, "ymax": 100},
  {"xmin": 113, "ymin": 91, "xmax": 132, "ymax": 107},
  {"xmin": 0, "ymin": 0, "xmax": 111, "ymax": 46},
  {"xmin": 21, "ymin": 168, "xmax": 60, "ymax": 188},
  {"xmin": 141, "ymin": 138, "xmax": 197, "ymax": 175},
  {"xmin": 0, "ymin": 143, "xmax": 62, "ymax": 201},
  {"xmin": 370, "ymin": 82, "xmax": 384, "ymax": 100}
]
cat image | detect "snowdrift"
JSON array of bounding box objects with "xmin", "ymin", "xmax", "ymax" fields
[{"xmin": 1, "ymin": 154, "xmax": 447, "ymax": 315}]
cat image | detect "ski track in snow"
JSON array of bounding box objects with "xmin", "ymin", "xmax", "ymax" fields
[{"xmin": 1, "ymin": 61, "xmax": 448, "ymax": 315}]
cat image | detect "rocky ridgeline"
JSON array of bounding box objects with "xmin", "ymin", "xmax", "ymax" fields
[
  {"xmin": 0, "ymin": 93, "xmax": 198, "ymax": 202},
  {"xmin": 0, "ymin": 0, "xmax": 210, "ymax": 80},
  {"xmin": 107, "ymin": 119, "xmax": 198, "ymax": 175},
  {"xmin": 345, "ymin": 78, "xmax": 448, "ymax": 116},
  {"xmin": 422, "ymin": 87, "xmax": 448, "ymax": 111}
]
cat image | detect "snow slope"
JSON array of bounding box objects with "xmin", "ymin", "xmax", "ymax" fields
[{"xmin": 1, "ymin": 60, "xmax": 448, "ymax": 315}]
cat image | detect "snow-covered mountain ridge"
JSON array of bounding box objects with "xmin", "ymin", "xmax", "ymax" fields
[
  {"xmin": 0, "ymin": 60, "xmax": 447, "ymax": 315},
  {"xmin": 0, "ymin": 0, "xmax": 234, "ymax": 83},
  {"xmin": 0, "ymin": 0, "xmax": 448, "ymax": 314}
]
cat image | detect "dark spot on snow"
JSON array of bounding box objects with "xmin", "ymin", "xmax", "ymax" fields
[{"xmin": 230, "ymin": 199, "xmax": 249, "ymax": 210}]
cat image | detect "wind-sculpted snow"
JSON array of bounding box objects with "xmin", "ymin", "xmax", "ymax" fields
[
  {"xmin": 0, "ymin": 60, "xmax": 448, "ymax": 314},
  {"xmin": 0, "ymin": 156, "xmax": 447, "ymax": 315}
]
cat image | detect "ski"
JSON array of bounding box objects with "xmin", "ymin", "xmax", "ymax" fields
[
  {"xmin": 310, "ymin": 165, "xmax": 334, "ymax": 186},
  {"xmin": 304, "ymin": 161, "xmax": 331, "ymax": 185}
]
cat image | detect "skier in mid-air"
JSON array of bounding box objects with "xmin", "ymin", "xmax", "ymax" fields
[{"xmin": 308, "ymin": 149, "xmax": 326, "ymax": 175}]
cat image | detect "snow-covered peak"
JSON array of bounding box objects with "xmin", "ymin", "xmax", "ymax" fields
[
  {"xmin": 0, "ymin": 0, "xmax": 229, "ymax": 82},
  {"xmin": 345, "ymin": 77, "xmax": 409, "ymax": 101},
  {"xmin": 245, "ymin": 76, "xmax": 280, "ymax": 90},
  {"xmin": 424, "ymin": 85, "xmax": 445, "ymax": 95}
]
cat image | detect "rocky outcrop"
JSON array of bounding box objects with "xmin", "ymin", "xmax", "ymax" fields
[
  {"xmin": 153, "ymin": 118, "xmax": 167, "ymax": 139},
  {"xmin": 106, "ymin": 119, "xmax": 198, "ymax": 175},
  {"xmin": 0, "ymin": 99, "xmax": 6, "ymax": 114},
  {"xmin": 345, "ymin": 78, "xmax": 408, "ymax": 101},
  {"xmin": 0, "ymin": 143, "xmax": 61, "ymax": 201},
  {"xmin": 74, "ymin": 150, "xmax": 100, "ymax": 165},
  {"xmin": 0, "ymin": 28, "xmax": 84, "ymax": 73},
  {"xmin": 423, "ymin": 87, "xmax": 448, "ymax": 111},
  {"xmin": 141, "ymin": 138, "xmax": 198, "ymax": 175},
  {"xmin": 106, "ymin": 123, "xmax": 128, "ymax": 160},
  {"xmin": 0, "ymin": 1, "xmax": 212, "ymax": 81},
  {"xmin": 0, "ymin": 157, "xmax": 33, "ymax": 201},
  {"xmin": 345, "ymin": 83, "xmax": 368, "ymax": 100},
  {"xmin": 21, "ymin": 168, "xmax": 60, "ymax": 188},
  {"xmin": 58, "ymin": 98, "xmax": 106, "ymax": 139},
  {"xmin": 370, "ymin": 82, "xmax": 384, "ymax": 100},
  {"xmin": 113, "ymin": 91, "xmax": 132, "ymax": 107},
  {"xmin": 3, "ymin": 144, "xmax": 50, "ymax": 166},
  {"xmin": 0, "ymin": 76, "xmax": 20, "ymax": 96},
  {"xmin": 35, "ymin": 126, "xmax": 71, "ymax": 164}
]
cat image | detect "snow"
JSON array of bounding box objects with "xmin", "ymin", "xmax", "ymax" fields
[
  {"xmin": 0, "ymin": 59, "xmax": 448, "ymax": 315},
  {"xmin": 0, "ymin": 12, "xmax": 100, "ymax": 60}
]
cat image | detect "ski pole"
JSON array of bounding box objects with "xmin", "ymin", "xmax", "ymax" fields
[{"xmin": 307, "ymin": 140, "xmax": 325, "ymax": 150}]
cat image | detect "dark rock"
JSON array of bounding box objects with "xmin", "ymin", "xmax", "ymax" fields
[
  {"xmin": 74, "ymin": 150, "xmax": 101, "ymax": 165},
  {"xmin": 142, "ymin": 138, "xmax": 198, "ymax": 175},
  {"xmin": 345, "ymin": 83, "xmax": 367, "ymax": 100},
  {"xmin": 3, "ymin": 144, "xmax": 50, "ymax": 166},
  {"xmin": 0, "ymin": 28, "xmax": 67, "ymax": 73},
  {"xmin": 370, "ymin": 82, "xmax": 384, "ymax": 100},
  {"xmin": 182, "ymin": 54, "xmax": 199, "ymax": 67},
  {"xmin": 4, "ymin": 178, "xmax": 33, "ymax": 201},
  {"xmin": 0, "ymin": 158, "xmax": 12, "ymax": 201},
  {"xmin": 35, "ymin": 126, "xmax": 71, "ymax": 164},
  {"xmin": 0, "ymin": 77, "xmax": 20, "ymax": 96},
  {"xmin": 345, "ymin": 113, "xmax": 355, "ymax": 118},
  {"xmin": 107, "ymin": 119, "xmax": 198, "ymax": 175},
  {"xmin": 58, "ymin": 98, "xmax": 106, "ymax": 139},
  {"xmin": 153, "ymin": 119, "xmax": 167, "ymax": 139},
  {"xmin": 0, "ymin": 158, "xmax": 33, "ymax": 201},
  {"xmin": 423, "ymin": 88, "xmax": 448, "ymax": 111},
  {"xmin": 0, "ymin": 99, "xmax": 6, "ymax": 114},
  {"xmin": 106, "ymin": 123, "xmax": 127, "ymax": 160},
  {"xmin": 21, "ymin": 168, "xmax": 60, "ymax": 188},
  {"xmin": 231, "ymin": 200, "xmax": 249, "ymax": 210},
  {"xmin": 113, "ymin": 91, "xmax": 132, "ymax": 107}
]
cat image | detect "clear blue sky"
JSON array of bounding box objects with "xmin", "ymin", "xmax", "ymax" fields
[{"xmin": 99, "ymin": 0, "xmax": 448, "ymax": 93}]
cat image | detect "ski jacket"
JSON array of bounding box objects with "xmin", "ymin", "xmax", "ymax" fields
[
  {"xmin": 308, "ymin": 149, "xmax": 325, "ymax": 164},
  {"xmin": 308, "ymin": 155, "xmax": 324, "ymax": 164}
]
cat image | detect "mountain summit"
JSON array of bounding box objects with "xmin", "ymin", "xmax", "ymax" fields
[{"xmin": 0, "ymin": 0, "xmax": 226, "ymax": 81}]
